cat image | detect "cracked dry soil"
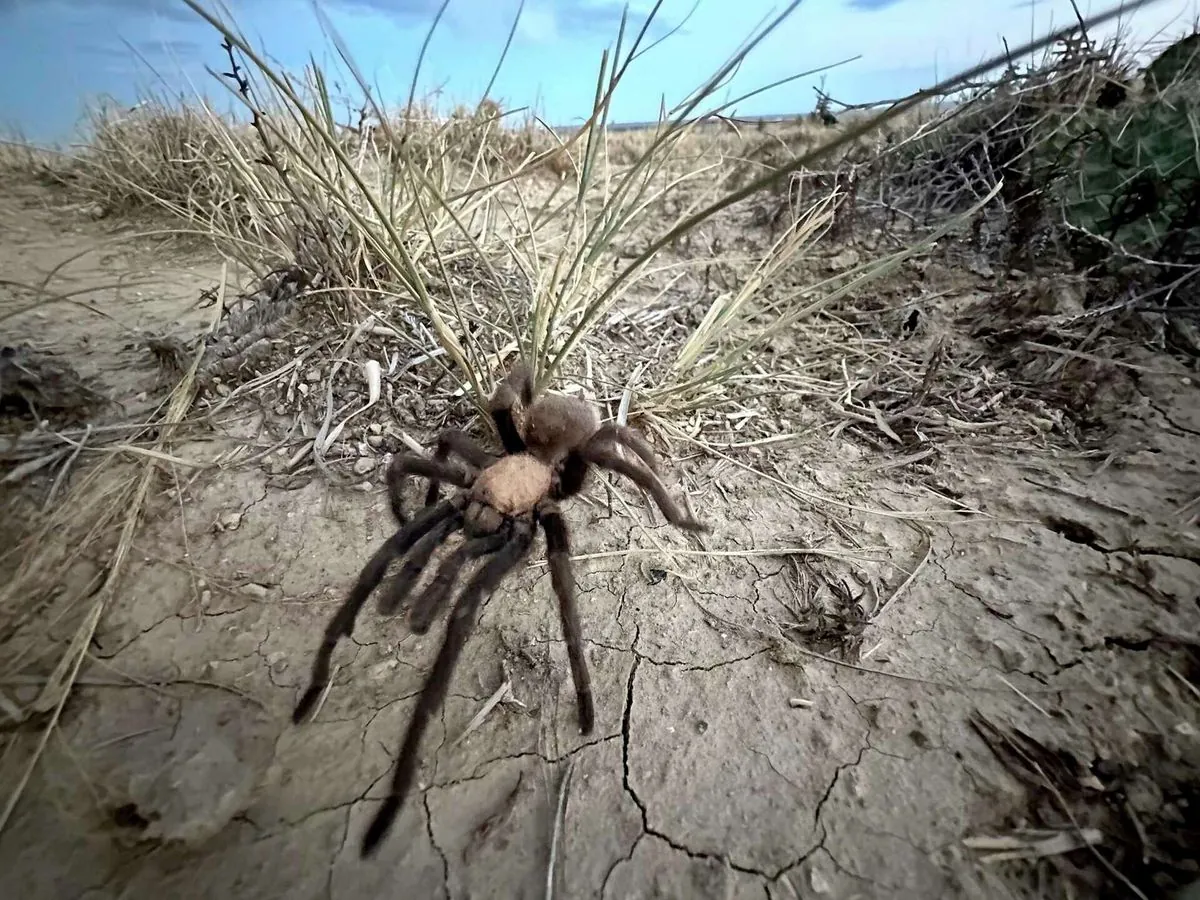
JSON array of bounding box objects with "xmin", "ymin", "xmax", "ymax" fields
[{"xmin": 2, "ymin": 185, "xmax": 1199, "ymax": 900}]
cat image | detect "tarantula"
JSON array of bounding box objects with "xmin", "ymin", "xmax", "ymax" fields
[{"xmin": 291, "ymin": 362, "xmax": 705, "ymax": 858}]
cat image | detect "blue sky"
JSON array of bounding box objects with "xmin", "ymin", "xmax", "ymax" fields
[{"xmin": 0, "ymin": 0, "xmax": 1194, "ymax": 144}]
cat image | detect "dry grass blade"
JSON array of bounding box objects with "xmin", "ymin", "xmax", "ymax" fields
[
  {"xmin": 964, "ymin": 828, "xmax": 1105, "ymax": 863},
  {"xmin": 452, "ymin": 679, "xmax": 514, "ymax": 748},
  {"xmin": 0, "ymin": 267, "xmax": 224, "ymax": 839},
  {"xmin": 545, "ymin": 757, "xmax": 575, "ymax": 900}
]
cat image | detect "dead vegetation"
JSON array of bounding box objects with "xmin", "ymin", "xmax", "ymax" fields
[{"xmin": 1, "ymin": 0, "xmax": 1198, "ymax": 896}]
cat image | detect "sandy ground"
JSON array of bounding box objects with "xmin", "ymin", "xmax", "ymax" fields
[{"xmin": 1, "ymin": 180, "xmax": 1198, "ymax": 900}]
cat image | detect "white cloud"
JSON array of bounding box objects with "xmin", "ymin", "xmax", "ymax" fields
[
  {"xmin": 775, "ymin": 0, "xmax": 1195, "ymax": 81},
  {"xmin": 516, "ymin": 4, "xmax": 559, "ymax": 43}
]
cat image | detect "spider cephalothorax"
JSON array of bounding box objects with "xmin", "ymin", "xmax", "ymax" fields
[{"xmin": 291, "ymin": 362, "xmax": 704, "ymax": 858}]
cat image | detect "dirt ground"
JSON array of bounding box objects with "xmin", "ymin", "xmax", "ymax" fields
[{"xmin": 1, "ymin": 179, "xmax": 1198, "ymax": 900}]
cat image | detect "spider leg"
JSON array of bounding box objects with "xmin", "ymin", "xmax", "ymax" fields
[
  {"xmin": 376, "ymin": 511, "xmax": 464, "ymax": 615},
  {"xmin": 407, "ymin": 531, "xmax": 510, "ymax": 634},
  {"xmin": 538, "ymin": 501, "xmax": 594, "ymax": 735},
  {"xmin": 386, "ymin": 452, "xmax": 475, "ymax": 524},
  {"xmin": 554, "ymin": 451, "xmax": 591, "ymax": 499},
  {"xmin": 487, "ymin": 361, "xmax": 533, "ymax": 454},
  {"xmin": 585, "ymin": 423, "xmax": 660, "ymax": 473},
  {"xmin": 582, "ymin": 444, "xmax": 706, "ymax": 532},
  {"xmin": 422, "ymin": 429, "xmax": 496, "ymax": 509},
  {"xmin": 292, "ymin": 498, "xmax": 463, "ymax": 725},
  {"xmin": 360, "ymin": 522, "xmax": 536, "ymax": 858}
]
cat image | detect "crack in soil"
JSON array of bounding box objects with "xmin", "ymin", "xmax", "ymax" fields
[
  {"xmin": 811, "ymin": 745, "xmax": 866, "ymax": 837},
  {"xmin": 632, "ymin": 646, "xmax": 767, "ymax": 670},
  {"xmin": 435, "ymin": 733, "xmax": 620, "ymax": 789},
  {"xmin": 1038, "ymin": 514, "xmax": 1200, "ymax": 565},
  {"xmin": 599, "ymin": 832, "xmax": 643, "ymax": 899},
  {"xmin": 1149, "ymin": 398, "xmax": 1200, "ymax": 438},
  {"xmin": 423, "ymin": 791, "xmax": 451, "ymax": 895},
  {"xmin": 618, "ymin": 641, "xmax": 800, "ymax": 881}
]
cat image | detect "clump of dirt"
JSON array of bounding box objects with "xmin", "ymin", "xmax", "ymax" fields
[
  {"xmin": 116, "ymin": 730, "xmax": 260, "ymax": 846},
  {"xmin": 0, "ymin": 342, "xmax": 109, "ymax": 425}
]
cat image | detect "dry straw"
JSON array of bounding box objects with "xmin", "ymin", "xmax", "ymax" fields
[{"xmin": 154, "ymin": 0, "xmax": 1163, "ymax": 414}]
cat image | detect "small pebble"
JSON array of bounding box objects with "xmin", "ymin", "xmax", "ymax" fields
[
  {"xmin": 368, "ymin": 422, "xmax": 382, "ymax": 435},
  {"xmin": 262, "ymin": 457, "xmax": 289, "ymax": 476},
  {"xmin": 305, "ymin": 368, "xmax": 321, "ymax": 383},
  {"xmin": 353, "ymin": 457, "xmax": 376, "ymax": 476},
  {"xmin": 242, "ymin": 583, "xmax": 269, "ymax": 600}
]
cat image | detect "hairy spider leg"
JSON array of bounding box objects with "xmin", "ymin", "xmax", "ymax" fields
[
  {"xmin": 555, "ymin": 452, "xmax": 591, "ymax": 499},
  {"xmin": 586, "ymin": 423, "xmax": 661, "ymax": 473},
  {"xmin": 487, "ymin": 362, "xmax": 534, "ymax": 454},
  {"xmin": 376, "ymin": 512, "xmax": 464, "ymax": 615},
  {"xmin": 581, "ymin": 444, "xmax": 706, "ymax": 532},
  {"xmin": 386, "ymin": 453, "xmax": 475, "ymax": 525},
  {"xmin": 360, "ymin": 522, "xmax": 537, "ymax": 858},
  {"xmin": 538, "ymin": 501, "xmax": 595, "ymax": 735},
  {"xmin": 407, "ymin": 531, "xmax": 511, "ymax": 634},
  {"xmin": 292, "ymin": 498, "xmax": 463, "ymax": 724},
  {"xmin": 421, "ymin": 429, "xmax": 496, "ymax": 510}
]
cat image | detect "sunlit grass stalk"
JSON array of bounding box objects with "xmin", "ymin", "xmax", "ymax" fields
[
  {"xmin": 518, "ymin": 6, "xmax": 849, "ymax": 391},
  {"xmin": 670, "ymin": 192, "xmax": 840, "ymax": 374},
  {"xmin": 642, "ymin": 182, "xmax": 1004, "ymax": 415}
]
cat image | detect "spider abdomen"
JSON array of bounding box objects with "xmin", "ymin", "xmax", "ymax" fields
[{"xmin": 470, "ymin": 453, "xmax": 553, "ymax": 516}]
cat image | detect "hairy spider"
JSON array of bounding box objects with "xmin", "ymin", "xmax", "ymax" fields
[{"xmin": 291, "ymin": 362, "xmax": 704, "ymax": 858}]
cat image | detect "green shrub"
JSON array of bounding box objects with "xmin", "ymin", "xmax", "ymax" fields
[{"xmin": 1047, "ymin": 34, "xmax": 1200, "ymax": 264}]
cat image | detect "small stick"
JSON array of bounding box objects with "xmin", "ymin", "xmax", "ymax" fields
[
  {"xmin": 871, "ymin": 539, "xmax": 932, "ymax": 621},
  {"xmin": 998, "ymin": 675, "xmax": 1051, "ymax": 718},
  {"xmin": 861, "ymin": 638, "xmax": 885, "ymax": 660},
  {"xmin": 526, "ymin": 545, "xmax": 891, "ymax": 568},
  {"xmin": 2, "ymin": 450, "xmax": 66, "ymax": 485},
  {"xmin": 90, "ymin": 727, "xmax": 169, "ymax": 751},
  {"xmin": 1166, "ymin": 665, "xmax": 1200, "ymax": 702},
  {"xmin": 0, "ymin": 690, "xmax": 23, "ymax": 724},
  {"xmin": 43, "ymin": 423, "xmax": 91, "ymax": 510},
  {"xmin": 452, "ymin": 679, "xmax": 513, "ymax": 748},
  {"xmin": 309, "ymin": 664, "xmax": 341, "ymax": 721},
  {"xmin": 545, "ymin": 757, "xmax": 575, "ymax": 900}
]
